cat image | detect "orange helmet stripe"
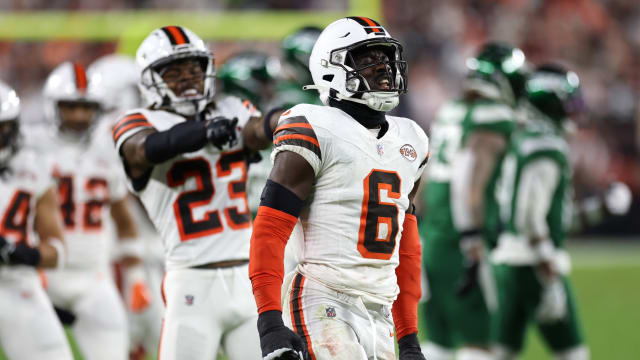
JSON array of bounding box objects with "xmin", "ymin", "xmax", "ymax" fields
[
  {"xmin": 359, "ymin": 17, "xmax": 381, "ymax": 32},
  {"xmin": 73, "ymin": 62, "xmax": 87, "ymax": 92}
]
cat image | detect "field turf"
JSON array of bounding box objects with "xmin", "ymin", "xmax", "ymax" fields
[{"xmin": 1, "ymin": 240, "xmax": 639, "ymax": 359}]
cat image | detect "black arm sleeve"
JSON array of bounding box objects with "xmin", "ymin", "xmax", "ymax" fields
[{"xmin": 144, "ymin": 120, "xmax": 208, "ymax": 164}]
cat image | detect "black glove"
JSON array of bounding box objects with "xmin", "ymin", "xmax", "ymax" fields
[
  {"xmin": 0, "ymin": 236, "xmax": 40, "ymax": 267},
  {"xmin": 205, "ymin": 116, "xmax": 238, "ymax": 150},
  {"xmin": 246, "ymin": 151, "xmax": 263, "ymax": 165},
  {"xmin": 257, "ymin": 310, "xmax": 306, "ymax": 360},
  {"xmin": 455, "ymin": 231, "xmax": 483, "ymax": 297},
  {"xmin": 455, "ymin": 258, "xmax": 479, "ymax": 297},
  {"xmin": 398, "ymin": 333, "xmax": 426, "ymax": 360}
]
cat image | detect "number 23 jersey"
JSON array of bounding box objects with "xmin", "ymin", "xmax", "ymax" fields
[
  {"xmin": 114, "ymin": 96, "xmax": 259, "ymax": 271},
  {"xmin": 273, "ymin": 104, "xmax": 429, "ymax": 305}
]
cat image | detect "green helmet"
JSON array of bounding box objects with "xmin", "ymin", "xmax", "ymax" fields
[
  {"xmin": 464, "ymin": 42, "xmax": 530, "ymax": 105},
  {"xmin": 525, "ymin": 64, "xmax": 583, "ymax": 126},
  {"xmin": 218, "ymin": 51, "xmax": 281, "ymax": 108},
  {"xmin": 281, "ymin": 26, "xmax": 322, "ymax": 86}
]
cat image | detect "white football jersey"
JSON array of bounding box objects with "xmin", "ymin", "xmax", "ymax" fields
[
  {"xmin": 26, "ymin": 124, "xmax": 128, "ymax": 270},
  {"xmin": 273, "ymin": 104, "xmax": 429, "ymax": 305},
  {"xmin": 0, "ymin": 148, "xmax": 55, "ymax": 248},
  {"xmin": 114, "ymin": 96, "xmax": 260, "ymax": 271}
]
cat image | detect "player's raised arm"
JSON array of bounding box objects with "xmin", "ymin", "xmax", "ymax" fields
[
  {"xmin": 118, "ymin": 113, "xmax": 239, "ymax": 179},
  {"xmin": 249, "ymin": 150, "xmax": 314, "ymax": 359},
  {"xmin": 241, "ymin": 107, "xmax": 283, "ymax": 152}
]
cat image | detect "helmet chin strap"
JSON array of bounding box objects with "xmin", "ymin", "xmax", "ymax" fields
[{"xmin": 303, "ymin": 85, "xmax": 399, "ymax": 112}]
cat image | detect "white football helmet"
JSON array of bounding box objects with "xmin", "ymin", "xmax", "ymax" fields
[
  {"xmin": 306, "ymin": 17, "xmax": 407, "ymax": 112},
  {"xmin": 136, "ymin": 26, "xmax": 215, "ymax": 116},
  {"xmin": 43, "ymin": 61, "xmax": 101, "ymax": 125},
  {"xmin": 0, "ymin": 80, "xmax": 21, "ymax": 166},
  {"xmin": 88, "ymin": 54, "xmax": 142, "ymax": 112}
]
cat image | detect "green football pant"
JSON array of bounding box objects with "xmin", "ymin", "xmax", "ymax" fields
[
  {"xmin": 492, "ymin": 264, "xmax": 585, "ymax": 353},
  {"xmin": 422, "ymin": 239, "xmax": 492, "ymax": 348}
]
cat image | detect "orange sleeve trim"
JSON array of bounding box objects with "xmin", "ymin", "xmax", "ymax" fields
[
  {"xmin": 392, "ymin": 213, "xmax": 422, "ymax": 339},
  {"xmin": 112, "ymin": 113, "xmax": 147, "ymax": 135},
  {"xmin": 274, "ymin": 123, "xmax": 313, "ymax": 134},
  {"xmin": 113, "ymin": 121, "xmax": 153, "ymax": 143},
  {"xmin": 249, "ymin": 205, "xmax": 298, "ymax": 313},
  {"xmin": 273, "ymin": 134, "xmax": 320, "ymax": 147}
]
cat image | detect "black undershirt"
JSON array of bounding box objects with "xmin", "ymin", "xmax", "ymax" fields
[{"xmin": 329, "ymin": 97, "xmax": 388, "ymax": 139}]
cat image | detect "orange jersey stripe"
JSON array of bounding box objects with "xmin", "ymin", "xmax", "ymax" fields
[
  {"xmin": 360, "ymin": 17, "xmax": 381, "ymax": 32},
  {"xmin": 113, "ymin": 121, "xmax": 152, "ymax": 142},
  {"xmin": 274, "ymin": 123, "xmax": 313, "ymax": 134},
  {"xmin": 274, "ymin": 134, "xmax": 319, "ymax": 147},
  {"xmin": 167, "ymin": 26, "xmax": 186, "ymax": 44},
  {"xmin": 112, "ymin": 114, "xmax": 147, "ymax": 135}
]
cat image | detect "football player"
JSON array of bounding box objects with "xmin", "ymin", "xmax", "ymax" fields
[
  {"xmin": 0, "ymin": 80, "xmax": 73, "ymax": 359},
  {"xmin": 249, "ymin": 17, "xmax": 429, "ymax": 360},
  {"xmin": 87, "ymin": 54, "xmax": 165, "ymax": 359},
  {"xmin": 419, "ymin": 43, "xmax": 529, "ymax": 360},
  {"xmin": 26, "ymin": 61, "xmax": 151, "ymax": 360},
  {"xmin": 114, "ymin": 26, "xmax": 277, "ymax": 360},
  {"xmin": 218, "ymin": 51, "xmax": 283, "ymax": 213},
  {"xmin": 271, "ymin": 25, "xmax": 323, "ymax": 110},
  {"xmin": 218, "ymin": 50, "xmax": 281, "ymax": 112},
  {"xmin": 491, "ymin": 64, "xmax": 589, "ymax": 360}
]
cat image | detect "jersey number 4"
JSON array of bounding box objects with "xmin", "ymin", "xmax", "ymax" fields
[
  {"xmin": 358, "ymin": 169, "xmax": 401, "ymax": 260},
  {"xmin": 167, "ymin": 153, "xmax": 250, "ymax": 242},
  {"xmin": 1, "ymin": 191, "xmax": 32, "ymax": 244}
]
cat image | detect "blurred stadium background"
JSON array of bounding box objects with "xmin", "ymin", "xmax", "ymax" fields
[{"xmin": 1, "ymin": 0, "xmax": 639, "ymax": 359}]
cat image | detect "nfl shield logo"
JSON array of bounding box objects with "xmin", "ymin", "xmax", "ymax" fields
[
  {"xmin": 377, "ymin": 143, "xmax": 384, "ymax": 156},
  {"xmin": 325, "ymin": 306, "xmax": 336, "ymax": 318},
  {"xmin": 185, "ymin": 295, "xmax": 194, "ymax": 306}
]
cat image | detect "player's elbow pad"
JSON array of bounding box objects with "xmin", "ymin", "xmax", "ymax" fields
[
  {"xmin": 249, "ymin": 180, "xmax": 303, "ymax": 314},
  {"xmin": 144, "ymin": 120, "xmax": 208, "ymax": 164},
  {"xmin": 392, "ymin": 213, "xmax": 422, "ymax": 340}
]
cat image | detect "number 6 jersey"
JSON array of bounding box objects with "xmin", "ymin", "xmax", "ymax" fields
[
  {"xmin": 273, "ymin": 104, "xmax": 429, "ymax": 305},
  {"xmin": 114, "ymin": 96, "xmax": 259, "ymax": 271}
]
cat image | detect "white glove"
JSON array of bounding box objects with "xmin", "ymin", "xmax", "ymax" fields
[{"xmin": 536, "ymin": 277, "xmax": 567, "ymax": 323}]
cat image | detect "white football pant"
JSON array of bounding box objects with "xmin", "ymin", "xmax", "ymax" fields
[
  {"xmin": 0, "ymin": 267, "xmax": 73, "ymax": 360},
  {"xmin": 159, "ymin": 264, "xmax": 261, "ymax": 360},
  {"xmin": 45, "ymin": 268, "xmax": 128, "ymax": 360},
  {"xmin": 282, "ymin": 271, "xmax": 396, "ymax": 360}
]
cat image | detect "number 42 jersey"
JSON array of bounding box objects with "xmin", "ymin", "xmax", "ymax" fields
[
  {"xmin": 114, "ymin": 96, "xmax": 259, "ymax": 271},
  {"xmin": 274, "ymin": 104, "xmax": 429, "ymax": 305}
]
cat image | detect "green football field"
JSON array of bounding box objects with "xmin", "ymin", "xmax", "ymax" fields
[
  {"xmin": 2, "ymin": 240, "xmax": 639, "ymax": 360},
  {"xmin": 419, "ymin": 240, "xmax": 640, "ymax": 360}
]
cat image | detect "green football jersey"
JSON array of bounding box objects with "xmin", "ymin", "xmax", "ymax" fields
[
  {"xmin": 495, "ymin": 121, "xmax": 572, "ymax": 249},
  {"xmin": 270, "ymin": 80, "xmax": 322, "ymax": 110},
  {"xmin": 422, "ymin": 98, "xmax": 515, "ymax": 245}
]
